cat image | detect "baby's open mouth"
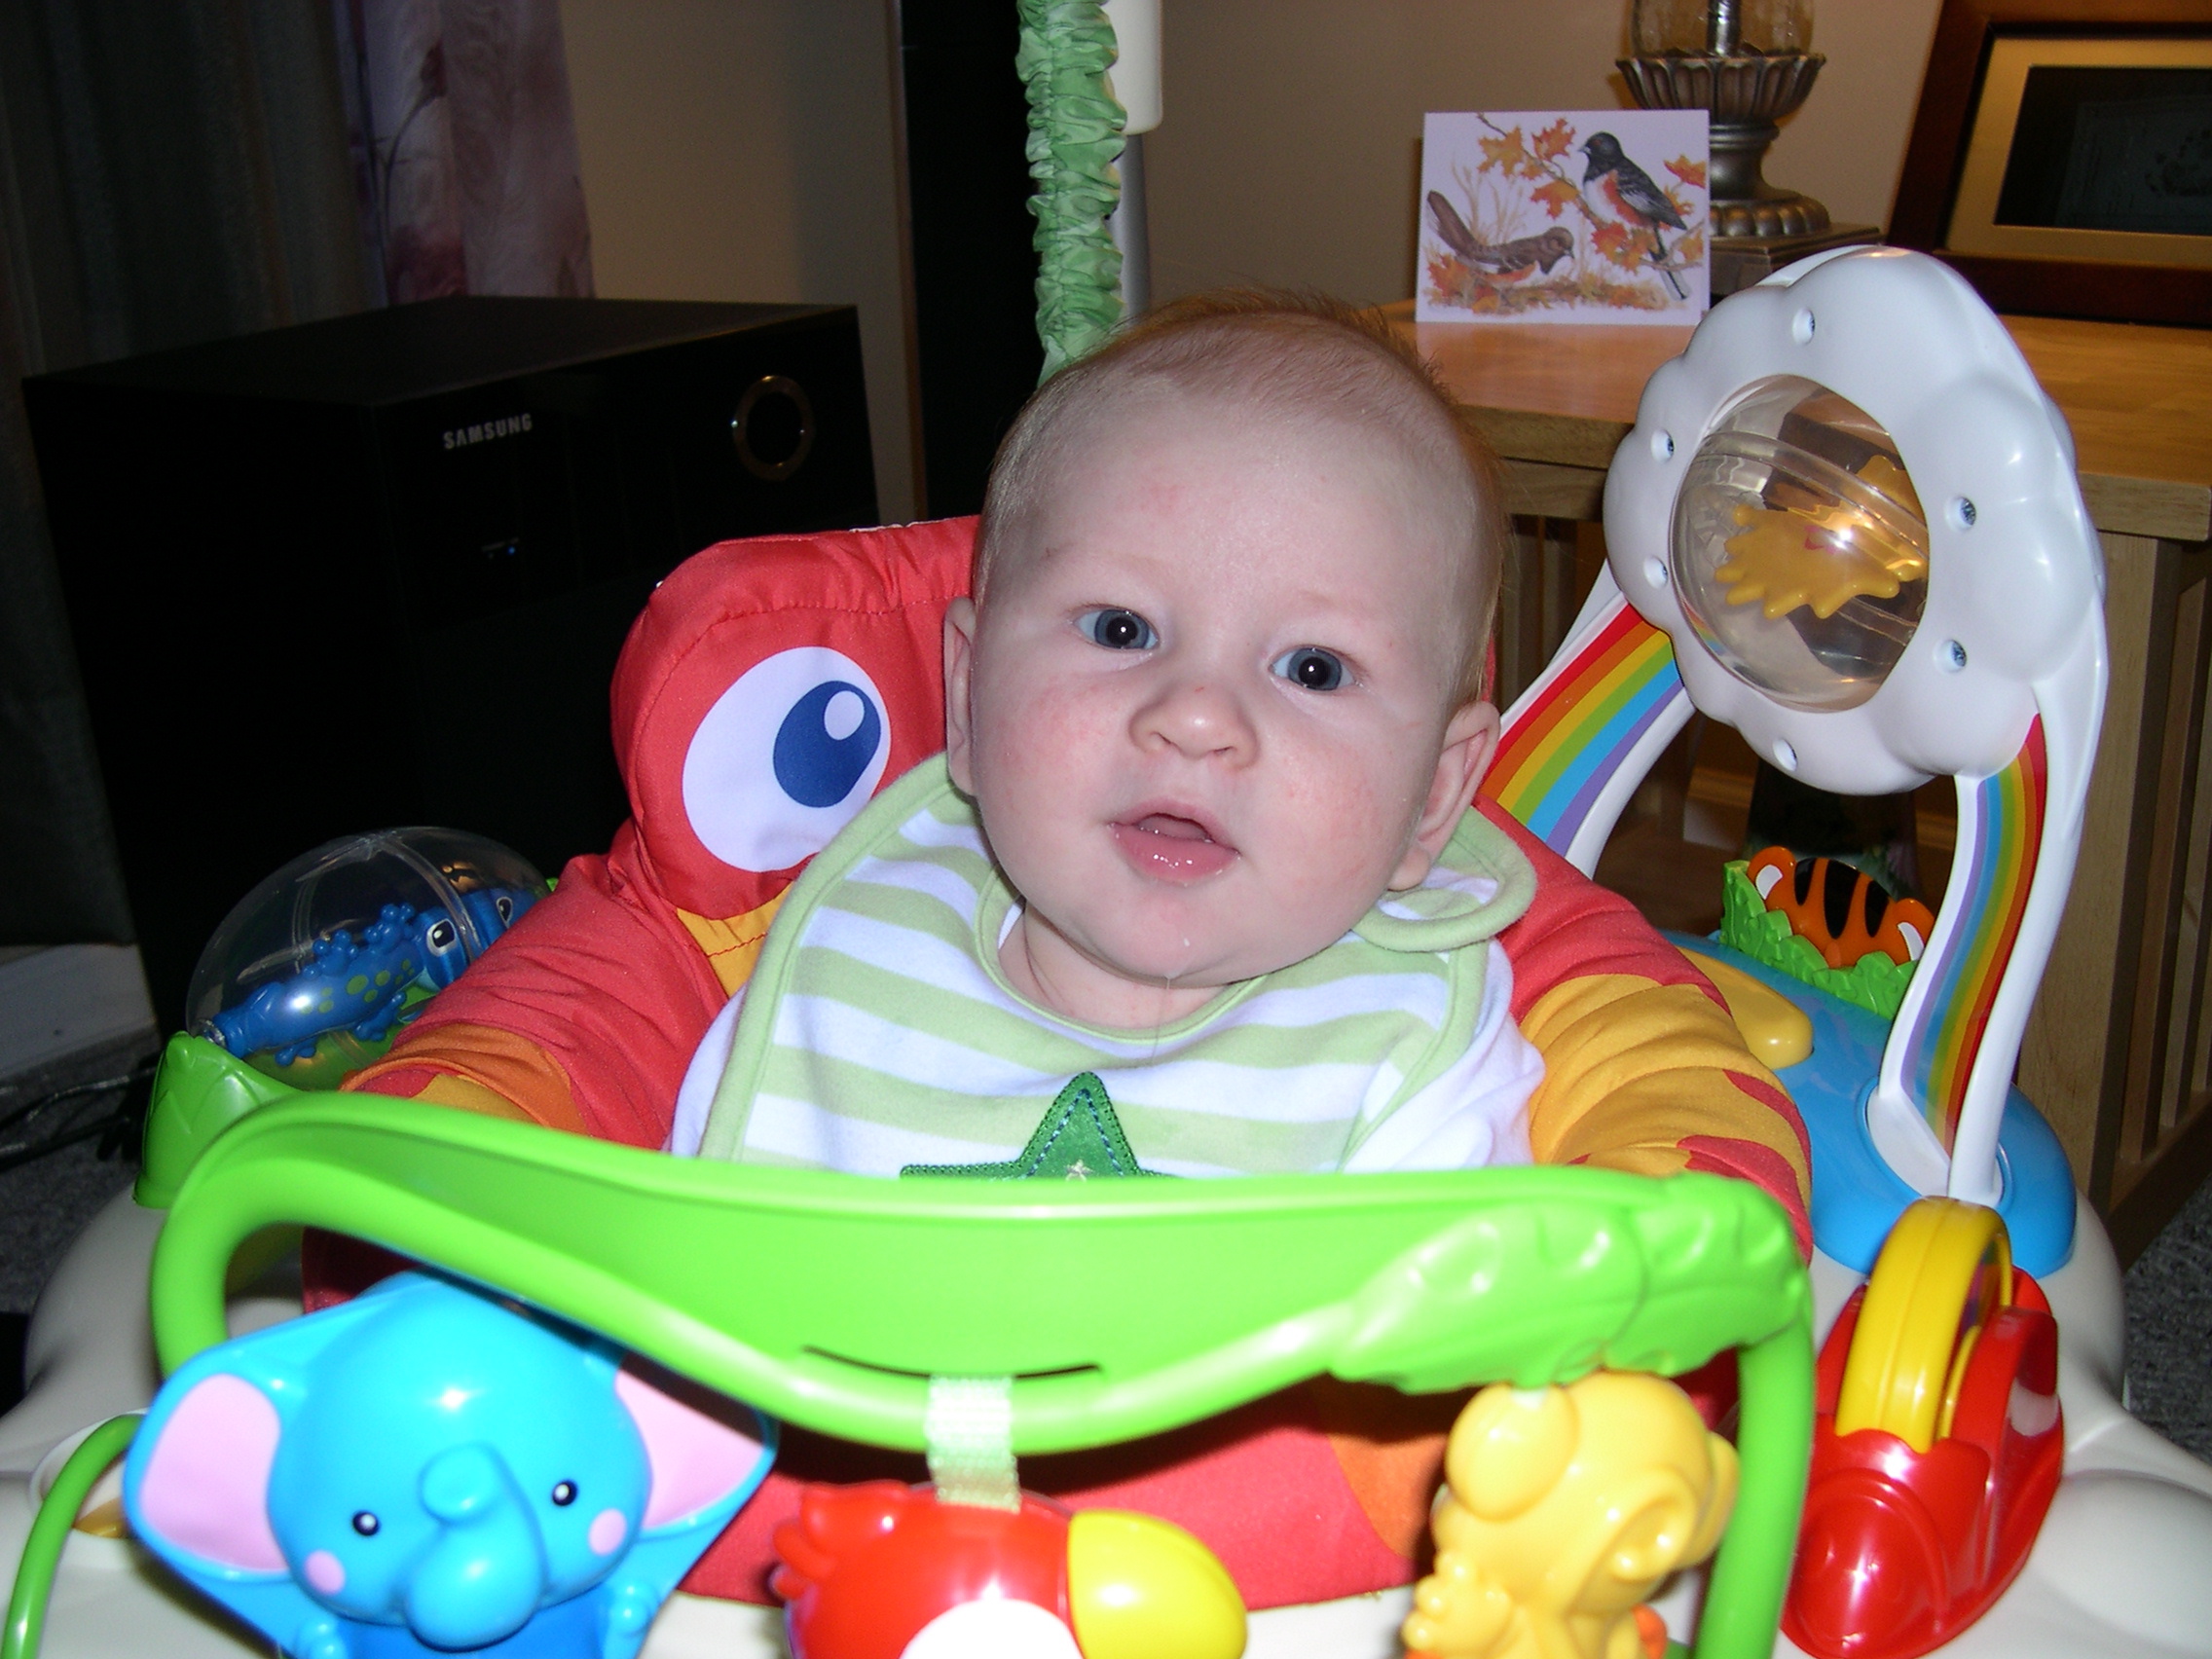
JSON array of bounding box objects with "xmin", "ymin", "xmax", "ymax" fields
[
  {"xmin": 1111, "ymin": 811, "xmax": 1237, "ymax": 884},
  {"xmin": 1134, "ymin": 813, "xmax": 1211, "ymax": 841}
]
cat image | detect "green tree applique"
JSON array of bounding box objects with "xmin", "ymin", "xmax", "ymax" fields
[{"xmin": 902, "ymin": 1072, "xmax": 1164, "ymax": 1180}]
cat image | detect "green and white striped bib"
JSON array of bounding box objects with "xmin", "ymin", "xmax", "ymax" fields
[{"xmin": 693, "ymin": 756, "xmax": 1541, "ymax": 1178}]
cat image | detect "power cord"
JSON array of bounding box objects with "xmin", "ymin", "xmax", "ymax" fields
[{"xmin": 0, "ymin": 1056, "xmax": 158, "ymax": 1178}]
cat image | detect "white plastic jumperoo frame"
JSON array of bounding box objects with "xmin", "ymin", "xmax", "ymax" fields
[
  {"xmin": 1518, "ymin": 246, "xmax": 2104, "ymax": 1215},
  {"xmin": 1448, "ymin": 244, "xmax": 2212, "ymax": 1655},
  {"xmin": 1607, "ymin": 245, "xmax": 2105, "ymax": 1213}
]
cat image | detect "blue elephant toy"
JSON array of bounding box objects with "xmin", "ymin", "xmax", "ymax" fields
[{"xmin": 122, "ymin": 1272, "xmax": 777, "ymax": 1659}]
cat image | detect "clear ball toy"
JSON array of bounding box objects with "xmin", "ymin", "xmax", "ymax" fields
[
  {"xmin": 185, "ymin": 828, "xmax": 549, "ymax": 1090},
  {"xmin": 1670, "ymin": 376, "xmax": 1931, "ymax": 713}
]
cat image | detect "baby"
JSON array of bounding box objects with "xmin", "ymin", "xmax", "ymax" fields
[{"xmin": 677, "ymin": 292, "xmax": 1550, "ymax": 1176}]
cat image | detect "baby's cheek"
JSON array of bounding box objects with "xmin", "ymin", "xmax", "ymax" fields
[
  {"xmin": 980, "ymin": 681, "xmax": 1111, "ymax": 774},
  {"xmin": 1281, "ymin": 761, "xmax": 1395, "ymax": 853},
  {"xmin": 1273, "ymin": 757, "xmax": 1427, "ymax": 911},
  {"xmin": 971, "ymin": 698, "xmax": 1094, "ymax": 866}
]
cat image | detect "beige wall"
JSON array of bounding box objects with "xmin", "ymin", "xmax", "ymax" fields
[
  {"xmin": 558, "ymin": 0, "xmax": 917, "ymax": 522},
  {"xmin": 1145, "ymin": 0, "xmax": 1945, "ymax": 305},
  {"xmin": 557, "ymin": 0, "xmax": 1945, "ymax": 521}
]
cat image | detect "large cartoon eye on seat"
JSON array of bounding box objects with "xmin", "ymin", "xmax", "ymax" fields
[{"xmin": 608, "ymin": 524, "xmax": 969, "ymax": 994}]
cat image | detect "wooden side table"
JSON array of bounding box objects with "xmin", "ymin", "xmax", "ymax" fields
[{"xmin": 1383, "ymin": 301, "xmax": 2212, "ymax": 1261}]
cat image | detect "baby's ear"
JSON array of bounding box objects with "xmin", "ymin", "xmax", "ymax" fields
[
  {"xmin": 1391, "ymin": 699, "xmax": 1501, "ymax": 890},
  {"xmin": 942, "ymin": 597, "xmax": 979, "ymax": 793}
]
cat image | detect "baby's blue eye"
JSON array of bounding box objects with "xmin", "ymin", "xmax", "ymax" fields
[
  {"xmin": 1272, "ymin": 646, "xmax": 1346, "ymax": 691},
  {"xmin": 1079, "ymin": 608, "xmax": 1157, "ymax": 650}
]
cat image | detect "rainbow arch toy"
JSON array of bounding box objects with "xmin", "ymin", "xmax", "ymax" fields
[
  {"xmin": 1496, "ymin": 248, "xmax": 2106, "ymax": 1250},
  {"xmin": 1483, "ymin": 601, "xmax": 1691, "ymax": 866}
]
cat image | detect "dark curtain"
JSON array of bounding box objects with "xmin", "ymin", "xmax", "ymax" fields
[{"xmin": 0, "ymin": 2, "xmax": 367, "ymax": 944}]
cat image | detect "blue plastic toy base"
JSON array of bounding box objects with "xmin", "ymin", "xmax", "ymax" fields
[{"xmin": 1667, "ymin": 933, "xmax": 2077, "ymax": 1277}]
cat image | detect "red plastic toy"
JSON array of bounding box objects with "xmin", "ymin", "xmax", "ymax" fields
[
  {"xmin": 772, "ymin": 1481, "xmax": 1245, "ymax": 1659},
  {"xmin": 1784, "ymin": 1202, "xmax": 2063, "ymax": 1659}
]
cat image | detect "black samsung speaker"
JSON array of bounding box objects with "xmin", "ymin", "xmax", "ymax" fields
[{"xmin": 26, "ymin": 296, "xmax": 877, "ymax": 1029}]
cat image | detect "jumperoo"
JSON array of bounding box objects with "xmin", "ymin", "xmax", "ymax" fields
[{"xmin": 7, "ymin": 7, "xmax": 2212, "ymax": 1658}]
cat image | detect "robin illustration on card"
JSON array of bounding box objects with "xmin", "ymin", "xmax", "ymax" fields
[{"xmin": 1418, "ymin": 110, "xmax": 1710, "ymax": 323}]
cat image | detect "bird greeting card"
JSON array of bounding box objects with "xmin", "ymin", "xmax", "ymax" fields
[{"xmin": 1417, "ymin": 110, "xmax": 1711, "ymax": 324}]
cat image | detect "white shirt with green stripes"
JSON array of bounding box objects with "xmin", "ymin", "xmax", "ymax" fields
[{"xmin": 676, "ymin": 756, "xmax": 1544, "ymax": 1178}]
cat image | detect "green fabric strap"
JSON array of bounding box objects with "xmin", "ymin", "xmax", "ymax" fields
[
  {"xmin": 1017, "ymin": 0, "xmax": 1125, "ymax": 378},
  {"xmin": 926, "ymin": 1375, "xmax": 1022, "ymax": 1510}
]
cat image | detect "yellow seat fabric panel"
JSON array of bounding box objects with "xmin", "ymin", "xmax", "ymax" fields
[{"xmin": 1520, "ymin": 974, "xmax": 1812, "ymax": 1231}]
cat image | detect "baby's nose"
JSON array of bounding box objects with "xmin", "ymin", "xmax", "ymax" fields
[{"xmin": 1134, "ymin": 678, "xmax": 1255, "ymax": 760}]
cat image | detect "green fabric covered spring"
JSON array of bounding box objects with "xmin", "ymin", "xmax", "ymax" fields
[{"xmin": 1017, "ymin": 0, "xmax": 1126, "ymax": 378}]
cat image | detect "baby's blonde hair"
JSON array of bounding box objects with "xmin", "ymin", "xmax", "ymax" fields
[{"xmin": 974, "ymin": 288, "xmax": 1510, "ymax": 706}]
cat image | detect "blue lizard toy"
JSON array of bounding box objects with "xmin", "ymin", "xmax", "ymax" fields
[{"xmin": 204, "ymin": 889, "xmax": 535, "ymax": 1065}]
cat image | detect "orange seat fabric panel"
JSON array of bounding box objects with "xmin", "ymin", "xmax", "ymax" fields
[{"xmin": 340, "ymin": 821, "xmax": 729, "ymax": 1147}]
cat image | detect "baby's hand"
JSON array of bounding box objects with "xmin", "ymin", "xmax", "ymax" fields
[{"xmin": 1401, "ymin": 1544, "xmax": 1516, "ymax": 1658}]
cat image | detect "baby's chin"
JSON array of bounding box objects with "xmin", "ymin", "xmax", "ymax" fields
[
  {"xmin": 1071, "ymin": 917, "xmax": 1340, "ymax": 991},
  {"xmin": 1012, "ymin": 903, "xmax": 1365, "ymax": 1028}
]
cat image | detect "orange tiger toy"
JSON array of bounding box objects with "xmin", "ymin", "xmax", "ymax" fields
[{"xmin": 1747, "ymin": 847, "xmax": 1935, "ymax": 970}]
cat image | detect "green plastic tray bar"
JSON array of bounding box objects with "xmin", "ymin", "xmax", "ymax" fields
[
  {"xmin": 2, "ymin": 1416, "xmax": 140, "ymax": 1659},
  {"xmin": 149, "ymin": 1094, "xmax": 1811, "ymax": 1659},
  {"xmin": 1701, "ymin": 1318, "xmax": 1814, "ymax": 1659}
]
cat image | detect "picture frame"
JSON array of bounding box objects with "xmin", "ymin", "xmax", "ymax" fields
[{"xmin": 1890, "ymin": 0, "xmax": 2212, "ymax": 326}]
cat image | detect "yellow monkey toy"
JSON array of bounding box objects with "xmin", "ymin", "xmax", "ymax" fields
[{"xmin": 1404, "ymin": 1372, "xmax": 1739, "ymax": 1659}]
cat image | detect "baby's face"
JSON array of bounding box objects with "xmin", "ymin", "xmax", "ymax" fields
[{"xmin": 945, "ymin": 397, "xmax": 1498, "ymax": 1027}]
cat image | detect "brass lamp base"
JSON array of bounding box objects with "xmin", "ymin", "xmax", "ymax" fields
[
  {"xmin": 1711, "ymin": 222, "xmax": 1881, "ymax": 296},
  {"xmin": 1713, "ymin": 192, "xmax": 1831, "ymax": 240},
  {"xmin": 1619, "ymin": 50, "xmax": 1841, "ymax": 252}
]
